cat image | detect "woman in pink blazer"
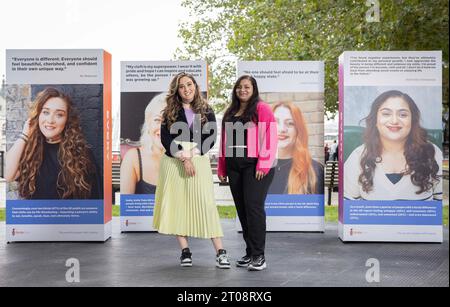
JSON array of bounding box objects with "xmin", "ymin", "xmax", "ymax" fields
[{"xmin": 218, "ymin": 75, "xmax": 277, "ymax": 271}]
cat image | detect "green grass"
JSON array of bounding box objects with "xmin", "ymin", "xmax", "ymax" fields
[
  {"xmin": 112, "ymin": 205, "xmax": 236, "ymax": 218},
  {"xmin": 113, "ymin": 205, "xmax": 120, "ymax": 217},
  {"xmin": 325, "ymin": 205, "xmax": 338, "ymax": 222},
  {"xmin": 444, "ymin": 205, "xmax": 449, "ymax": 227},
  {"xmin": 1, "ymin": 205, "xmax": 448, "ymax": 226},
  {"xmin": 217, "ymin": 206, "xmax": 237, "ymax": 219}
]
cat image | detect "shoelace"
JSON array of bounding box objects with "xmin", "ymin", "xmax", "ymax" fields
[{"xmin": 218, "ymin": 254, "xmax": 229, "ymax": 264}]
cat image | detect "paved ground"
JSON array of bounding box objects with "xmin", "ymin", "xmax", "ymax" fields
[{"xmin": 0, "ymin": 218, "xmax": 448, "ymax": 287}]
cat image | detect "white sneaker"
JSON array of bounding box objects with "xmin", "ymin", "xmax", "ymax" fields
[{"xmin": 216, "ymin": 249, "xmax": 231, "ymax": 269}]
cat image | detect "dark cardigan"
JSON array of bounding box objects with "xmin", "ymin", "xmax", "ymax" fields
[{"xmin": 160, "ymin": 106, "xmax": 217, "ymax": 158}]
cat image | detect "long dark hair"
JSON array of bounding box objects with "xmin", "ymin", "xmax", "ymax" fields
[
  {"xmin": 358, "ymin": 90, "xmax": 439, "ymax": 194},
  {"xmin": 223, "ymin": 75, "xmax": 260, "ymax": 124}
]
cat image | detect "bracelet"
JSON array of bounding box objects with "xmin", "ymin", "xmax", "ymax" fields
[
  {"xmin": 20, "ymin": 132, "xmax": 29, "ymax": 140},
  {"xmin": 19, "ymin": 135, "xmax": 28, "ymax": 143}
]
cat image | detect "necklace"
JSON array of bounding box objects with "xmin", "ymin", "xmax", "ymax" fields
[{"xmin": 277, "ymin": 159, "xmax": 292, "ymax": 171}]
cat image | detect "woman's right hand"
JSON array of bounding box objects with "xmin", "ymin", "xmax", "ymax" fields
[
  {"xmin": 22, "ymin": 119, "xmax": 31, "ymax": 137},
  {"xmin": 218, "ymin": 175, "xmax": 227, "ymax": 183},
  {"xmin": 183, "ymin": 159, "xmax": 196, "ymax": 177}
]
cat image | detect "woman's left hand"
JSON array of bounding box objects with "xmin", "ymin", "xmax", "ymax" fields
[
  {"xmin": 255, "ymin": 170, "xmax": 265, "ymax": 181},
  {"xmin": 183, "ymin": 159, "xmax": 196, "ymax": 177}
]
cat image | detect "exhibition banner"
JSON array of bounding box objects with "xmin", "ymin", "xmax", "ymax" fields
[
  {"xmin": 5, "ymin": 49, "xmax": 112, "ymax": 242},
  {"xmin": 339, "ymin": 51, "xmax": 443, "ymax": 242},
  {"xmin": 237, "ymin": 61, "xmax": 325, "ymax": 231},
  {"xmin": 120, "ymin": 61, "xmax": 207, "ymax": 231}
]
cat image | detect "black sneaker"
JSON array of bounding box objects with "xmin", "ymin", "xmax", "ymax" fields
[
  {"xmin": 215, "ymin": 249, "xmax": 231, "ymax": 269},
  {"xmin": 236, "ymin": 255, "xmax": 251, "ymax": 267},
  {"xmin": 180, "ymin": 248, "xmax": 192, "ymax": 267},
  {"xmin": 248, "ymin": 255, "xmax": 267, "ymax": 271}
]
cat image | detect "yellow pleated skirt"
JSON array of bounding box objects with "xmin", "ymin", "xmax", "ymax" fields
[{"xmin": 153, "ymin": 153, "xmax": 224, "ymax": 239}]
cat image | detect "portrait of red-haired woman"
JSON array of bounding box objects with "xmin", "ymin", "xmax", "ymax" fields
[
  {"xmin": 344, "ymin": 90, "xmax": 442, "ymax": 201},
  {"xmin": 5, "ymin": 87, "xmax": 101, "ymax": 199},
  {"xmin": 268, "ymin": 101, "xmax": 324, "ymax": 195}
]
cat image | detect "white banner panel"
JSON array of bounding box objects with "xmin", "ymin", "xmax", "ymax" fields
[
  {"xmin": 238, "ymin": 61, "xmax": 324, "ymax": 92},
  {"xmin": 121, "ymin": 61, "xmax": 207, "ymax": 92},
  {"xmin": 342, "ymin": 51, "xmax": 442, "ymax": 87},
  {"xmin": 6, "ymin": 49, "xmax": 105, "ymax": 85},
  {"xmin": 339, "ymin": 51, "xmax": 443, "ymax": 242},
  {"xmin": 5, "ymin": 49, "xmax": 112, "ymax": 242}
]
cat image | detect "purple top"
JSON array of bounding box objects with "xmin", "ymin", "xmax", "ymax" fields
[{"xmin": 184, "ymin": 107, "xmax": 195, "ymax": 127}]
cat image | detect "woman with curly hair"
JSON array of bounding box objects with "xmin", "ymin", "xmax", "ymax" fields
[
  {"xmin": 152, "ymin": 72, "xmax": 230, "ymax": 269},
  {"xmin": 344, "ymin": 90, "xmax": 442, "ymax": 201},
  {"xmin": 268, "ymin": 101, "xmax": 324, "ymax": 195},
  {"xmin": 5, "ymin": 87, "xmax": 101, "ymax": 199}
]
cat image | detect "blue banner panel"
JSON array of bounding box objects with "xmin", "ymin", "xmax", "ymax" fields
[
  {"xmin": 120, "ymin": 194, "xmax": 154, "ymax": 217},
  {"xmin": 7, "ymin": 200, "xmax": 104, "ymax": 224},
  {"xmin": 265, "ymin": 194, "xmax": 324, "ymax": 216},
  {"xmin": 343, "ymin": 200, "xmax": 442, "ymax": 225}
]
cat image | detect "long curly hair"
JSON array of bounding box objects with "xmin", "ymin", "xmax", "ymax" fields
[
  {"xmin": 18, "ymin": 87, "xmax": 96, "ymax": 199},
  {"xmin": 162, "ymin": 73, "xmax": 210, "ymax": 128},
  {"xmin": 273, "ymin": 101, "xmax": 317, "ymax": 194},
  {"xmin": 358, "ymin": 90, "xmax": 439, "ymax": 194}
]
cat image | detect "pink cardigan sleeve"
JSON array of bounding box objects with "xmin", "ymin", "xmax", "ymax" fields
[{"xmin": 255, "ymin": 102, "xmax": 278, "ymax": 175}]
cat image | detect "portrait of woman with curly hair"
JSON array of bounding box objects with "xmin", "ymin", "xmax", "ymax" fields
[
  {"xmin": 344, "ymin": 90, "xmax": 442, "ymax": 201},
  {"xmin": 5, "ymin": 87, "xmax": 101, "ymax": 199}
]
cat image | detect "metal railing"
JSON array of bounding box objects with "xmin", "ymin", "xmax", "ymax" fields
[
  {"xmin": 0, "ymin": 151, "xmax": 4, "ymax": 178},
  {"xmin": 325, "ymin": 161, "xmax": 339, "ymax": 206}
]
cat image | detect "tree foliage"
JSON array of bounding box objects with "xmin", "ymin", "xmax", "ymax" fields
[{"xmin": 175, "ymin": 0, "xmax": 449, "ymax": 117}]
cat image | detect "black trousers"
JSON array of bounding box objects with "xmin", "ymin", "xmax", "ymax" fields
[{"xmin": 226, "ymin": 157, "xmax": 274, "ymax": 257}]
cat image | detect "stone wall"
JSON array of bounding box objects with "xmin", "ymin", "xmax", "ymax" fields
[{"xmin": 260, "ymin": 92, "xmax": 324, "ymax": 163}]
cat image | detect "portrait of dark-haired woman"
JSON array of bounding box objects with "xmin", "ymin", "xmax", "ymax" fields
[{"xmin": 344, "ymin": 90, "xmax": 442, "ymax": 201}]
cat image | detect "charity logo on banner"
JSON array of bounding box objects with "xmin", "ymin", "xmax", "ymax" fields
[
  {"xmin": 237, "ymin": 61, "xmax": 325, "ymax": 231},
  {"xmin": 339, "ymin": 51, "xmax": 443, "ymax": 242},
  {"xmin": 120, "ymin": 61, "xmax": 207, "ymax": 232},
  {"xmin": 5, "ymin": 49, "xmax": 112, "ymax": 242}
]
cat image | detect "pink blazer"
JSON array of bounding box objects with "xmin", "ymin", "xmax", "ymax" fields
[{"xmin": 218, "ymin": 101, "xmax": 278, "ymax": 177}]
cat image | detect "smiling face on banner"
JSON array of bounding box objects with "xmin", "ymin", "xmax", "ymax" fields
[
  {"xmin": 274, "ymin": 105, "xmax": 297, "ymax": 152},
  {"xmin": 38, "ymin": 97, "xmax": 68, "ymax": 142},
  {"xmin": 376, "ymin": 96, "xmax": 412, "ymax": 144}
]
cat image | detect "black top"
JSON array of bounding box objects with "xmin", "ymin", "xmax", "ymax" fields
[
  {"xmin": 386, "ymin": 173, "xmax": 403, "ymax": 184},
  {"xmin": 32, "ymin": 142, "xmax": 101, "ymax": 199},
  {"xmin": 224, "ymin": 115, "xmax": 250, "ymax": 157},
  {"xmin": 268, "ymin": 158, "xmax": 324, "ymax": 194},
  {"xmin": 160, "ymin": 106, "xmax": 217, "ymax": 157},
  {"xmin": 135, "ymin": 148, "xmax": 156, "ymax": 194}
]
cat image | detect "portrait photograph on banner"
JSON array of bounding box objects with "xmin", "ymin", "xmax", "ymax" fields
[
  {"xmin": 339, "ymin": 51, "xmax": 443, "ymax": 242},
  {"xmin": 5, "ymin": 49, "xmax": 112, "ymax": 242}
]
